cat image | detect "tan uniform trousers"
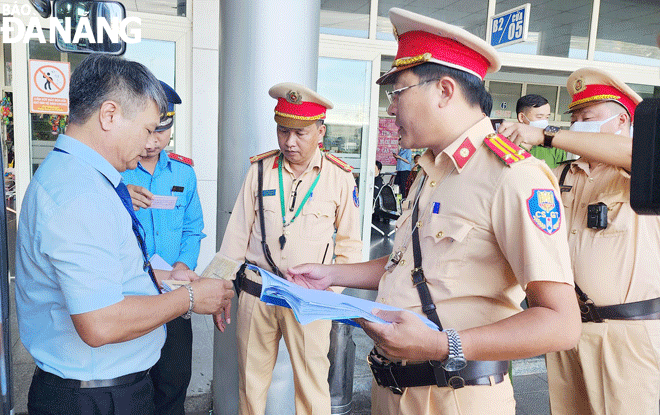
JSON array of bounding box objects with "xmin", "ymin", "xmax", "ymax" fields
[
  {"xmin": 237, "ymin": 285, "xmax": 332, "ymax": 415},
  {"xmin": 371, "ymin": 375, "xmax": 515, "ymax": 415},
  {"xmin": 547, "ymin": 319, "xmax": 660, "ymax": 415}
]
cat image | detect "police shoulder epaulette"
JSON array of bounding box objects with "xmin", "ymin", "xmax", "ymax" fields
[
  {"xmin": 325, "ymin": 152, "xmax": 353, "ymax": 172},
  {"xmin": 483, "ymin": 133, "xmax": 531, "ymax": 166},
  {"xmin": 168, "ymin": 152, "xmax": 194, "ymax": 166},
  {"xmin": 249, "ymin": 149, "xmax": 280, "ymax": 164}
]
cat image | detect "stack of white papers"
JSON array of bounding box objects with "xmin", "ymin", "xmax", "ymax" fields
[{"xmin": 249, "ymin": 264, "xmax": 439, "ymax": 330}]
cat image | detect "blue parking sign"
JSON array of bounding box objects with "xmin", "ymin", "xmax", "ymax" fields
[{"xmin": 489, "ymin": 3, "xmax": 530, "ymax": 48}]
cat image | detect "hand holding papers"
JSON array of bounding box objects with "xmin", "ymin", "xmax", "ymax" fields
[{"xmin": 251, "ymin": 264, "xmax": 438, "ymax": 330}]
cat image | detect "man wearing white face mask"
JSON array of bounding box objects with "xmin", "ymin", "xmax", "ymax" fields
[
  {"xmin": 501, "ymin": 67, "xmax": 660, "ymax": 415},
  {"xmin": 516, "ymin": 94, "xmax": 566, "ymax": 168}
]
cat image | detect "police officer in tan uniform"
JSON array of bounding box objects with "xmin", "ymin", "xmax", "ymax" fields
[
  {"xmin": 500, "ymin": 68, "xmax": 660, "ymax": 415},
  {"xmin": 217, "ymin": 83, "xmax": 362, "ymax": 415},
  {"xmin": 287, "ymin": 8, "xmax": 581, "ymax": 415}
]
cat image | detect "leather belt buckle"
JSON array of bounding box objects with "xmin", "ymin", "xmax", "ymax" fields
[
  {"xmin": 580, "ymin": 301, "xmax": 603, "ymax": 323},
  {"xmin": 410, "ymin": 268, "xmax": 426, "ymax": 287},
  {"xmin": 447, "ymin": 375, "xmax": 466, "ymax": 389},
  {"xmin": 368, "ymin": 351, "xmax": 404, "ymax": 395}
]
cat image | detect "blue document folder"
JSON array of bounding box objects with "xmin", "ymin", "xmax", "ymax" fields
[{"xmin": 248, "ymin": 264, "xmax": 439, "ymax": 330}]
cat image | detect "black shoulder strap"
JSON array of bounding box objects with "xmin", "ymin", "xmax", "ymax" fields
[
  {"xmin": 557, "ymin": 161, "xmax": 601, "ymax": 320},
  {"xmin": 559, "ymin": 162, "xmax": 572, "ymax": 188},
  {"xmin": 410, "ymin": 198, "xmax": 443, "ymax": 331},
  {"xmin": 257, "ymin": 160, "xmax": 284, "ymax": 278}
]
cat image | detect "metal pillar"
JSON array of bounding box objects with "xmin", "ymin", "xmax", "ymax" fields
[{"xmin": 214, "ymin": 1, "xmax": 321, "ymax": 414}]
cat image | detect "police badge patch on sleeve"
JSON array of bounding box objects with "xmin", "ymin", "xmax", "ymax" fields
[
  {"xmin": 353, "ymin": 186, "xmax": 359, "ymax": 207},
  {"xmin": 527, "ymin": 189, "xmax": 561, "ymax": 235}
]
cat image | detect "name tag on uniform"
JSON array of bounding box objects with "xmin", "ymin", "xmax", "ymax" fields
[
  {"xmin": 432, "ymin": 202, "xmax": 441, "ymax": 214},
  {"xmin": 150, "ymin": 195, "xmax": 177, "ymax": 209},
  {"xmin": 171, "ymin": 186, "xmax": 184, "ymax": 193},
  {"xmin": 262, "ymin": 189, "xmax": 276, "ymax": 197}
]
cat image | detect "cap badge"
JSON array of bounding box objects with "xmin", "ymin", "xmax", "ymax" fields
[
  {"xmin": 574, "ymin": 78, "xmax": 584, "ymax": 93},
  {"xmin": 286, "ymin": 90, "xmax": 303, "ymax": 105}
]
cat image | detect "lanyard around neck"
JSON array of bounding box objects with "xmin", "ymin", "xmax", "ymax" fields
[{"xmin": 278, "ymin": 153, "xmax": 321, "ymax": 228}]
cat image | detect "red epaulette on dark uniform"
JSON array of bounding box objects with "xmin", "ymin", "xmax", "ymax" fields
[
  {"xmin": 249, "ymin": 149, "xmax": 280, "ymax": 164},
  {"xmin": 168, "ymin": 152, "xmax": 194, "ymax": 166},
  {"xmin": 483, "ymin": 133, "xmax": 531, "ymax": 166}
]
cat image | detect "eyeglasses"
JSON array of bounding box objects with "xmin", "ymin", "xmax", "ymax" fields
[{"xmin": 386, "ymin": 79, "xmax": 440, "ymax": 104}]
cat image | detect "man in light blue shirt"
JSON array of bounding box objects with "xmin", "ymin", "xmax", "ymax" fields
[
  {"xmin": 393, "ymin": 146, "xmax": 412, "ymax": 197},
  {"xmin": 15, "ymin": 54, "xmax": 234, "ymax": 415},
  {"xmin": 121, "ymin": 81, "xmax": 205, "ymax": 415}
]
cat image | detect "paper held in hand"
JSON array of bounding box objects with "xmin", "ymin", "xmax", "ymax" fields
[
  {"xmin": 250, "ymin": 263, "xmax": 439, "ymax": 330},
  {"xmin": 199, "ymin": 253, "xmax": 241, "ymax": 280},
  {"xmin": 161, "ymin": 253, "xmax": 240, "ymax": 292}
]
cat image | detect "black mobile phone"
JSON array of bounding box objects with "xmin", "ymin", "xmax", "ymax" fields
[{"xmin": 631, "ymin": 98, "xmax": 660, "ymax": 215}]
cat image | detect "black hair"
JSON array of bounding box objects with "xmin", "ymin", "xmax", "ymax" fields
[
  {"xmin": 69, "ymin": 54, "xmax": 167, "ymax": 125},
  {"xmin": 375, "ymin": 160, "xmax": 382, "ymax": 170},
  {"xmin": 516, "ymin": 94, "xmax": 549, "ymax": 115},
  {"xmin": 409, "ymin": 62, "xmax": 492, "ymax": 112}
]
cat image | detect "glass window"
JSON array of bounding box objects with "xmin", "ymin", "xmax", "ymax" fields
[
  {"xmin": 526, "ymin": 84, "xmax": 559, "ymax": 121},
  {"xmin": 377, "ymin": 0, "xmax": 488, "ymax": 41},
  {"xmin": 124, "ymin": 0, "xmax": 186, "ymax": 17},
  {"xmin": 28, "ymin": 37, "xmax": 64, "ymax": 174},
  {"xmin": 595, "ymin": 0, "xmax": 660, "ymax": 66},
  {"xmin": 124, "ymin": 39, "xmax": 176, "ymax": 148},
  {"xmin": 495, "ymin": 0, "xmax": 593, "ymax": 59},
  {"xmin": 557, "ymin": 86, "xmax": 573, "ymax": 123},
  {"xmin": 489, "ymin": 81, "xmax": 522, "ymax": 120},
  {"xmin": 26, "ymin": 38, "xmax": 176, "ymax": 173},
  {"xmin": 317, "ymin": 57, "xmax": 371, "ymax": 159},
  {"xmin": 629, "ymin": 83, "xmax": 659, "ymax": 100},
  {"xmin": 321, "ymin": 0, "xmax": 370, "ymax": 38}
]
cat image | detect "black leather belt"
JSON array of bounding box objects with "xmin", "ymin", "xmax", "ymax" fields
[
  {"xmin": 581, "ymin": 297, "xmax": 660, "ymax": 322},
  {"xmin": 368, "ymin": 348, "xmax": 509, "ymax": 394},
  {"xmin": 34, "ymin": 366, "xmax": 149, "ymax": 389},
  {"xmin": 236, "ymin": 271, "xmax": 262, "ymax": 297}
]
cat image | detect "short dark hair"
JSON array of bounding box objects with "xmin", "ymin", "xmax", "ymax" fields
[
  {"xmin": 69, "ymin": 54, "xmax": 167, "ymax": 125},
  {"xmin": 516, "ymin": 94, "xmax": 549, "ymax": 115},
  {"xmin": 375, "ymin": 160, "xmax": 382, "ymax": 170},
  {"xmin": 410, "ymin": 62, "xmax": 492, "ymax": 112},
  {"xmin": 480, "ymin": 91, "xmax": 493, "ymax": 116}
]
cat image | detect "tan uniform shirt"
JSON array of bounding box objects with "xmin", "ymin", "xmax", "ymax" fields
[
  {"xmin": 220, "ymin": 147, "xmax": 362, "ymax": 276},
  {"xmin": 377, "ymin": 117, "xmax": 574, "ymax": 342},
  {"xmin": 555, "ymin": 160, "xmax": 660, "ymax": 305}
]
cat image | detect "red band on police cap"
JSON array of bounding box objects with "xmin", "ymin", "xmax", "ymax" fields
[
  {"xmin": 395, "ymin": 31, "xmax": 490, "ymax": 80},
  {"xmin": 275, "ymin": 98, "xmax": 327, "ymax": 120},
  {"xmin": 570, "ymin": 84, "xmax": 637, "ymax": 120}
]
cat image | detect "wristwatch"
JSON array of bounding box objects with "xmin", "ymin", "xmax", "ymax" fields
[
  {"xmin": 441, "ymin": 329, "xmax": 467, "ymax": 371},
  {"xmin": 543, "ymin": 125, "xmax": 560, "ymax": 148}
]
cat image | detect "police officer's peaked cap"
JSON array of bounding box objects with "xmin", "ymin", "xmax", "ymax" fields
[
  {"xmin": 156, "ymin": 80, "xmax": 181, "ymax": 132},
  {"xmin": 269, "ymin": 82, "xmax": 333, "ymax": 129},
  {"xmin": 566, "ymin": 67, "xmax": 642, "ymax": 121},
  {"xmin": 377, "ymin": 8, "xmax": 501, "ymax": 85}
]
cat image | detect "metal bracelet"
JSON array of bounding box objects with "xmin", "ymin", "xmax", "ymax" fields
[{"xmin": 182, "ymin": 284, "xmax": 194, "ymax": 319}]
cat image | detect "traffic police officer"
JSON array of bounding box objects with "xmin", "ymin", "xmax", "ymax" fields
[
  {"xmin": 121, "ymin": 81, "xmax": 205, "ymax": 415},
  {"xmin": 500, "ymin": 68, "xmax": 660, "ymax": 415},
  {"xmin": 287, "ymin": 8, "xmax": 580, "ymax": 415},
  {"xmin": 217, "ymin": 83, "xmax": 362, "ymax": 415}
]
